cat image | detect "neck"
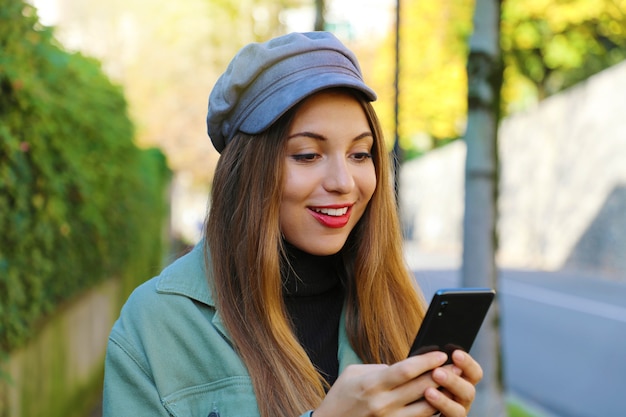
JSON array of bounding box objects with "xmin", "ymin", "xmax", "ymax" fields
[{"xmin": 281, "ymin": 242, "xmax": 343, "ymax": 296}]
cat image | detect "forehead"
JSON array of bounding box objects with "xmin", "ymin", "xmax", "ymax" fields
[{"xmin": 289, "ymin": 90, "xmax": 370, "ymax": 133}]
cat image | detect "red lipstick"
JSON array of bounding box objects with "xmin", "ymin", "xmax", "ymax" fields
[{"xmin": 308, "ymin": 205, "xmax": 353, "ymax": 228}]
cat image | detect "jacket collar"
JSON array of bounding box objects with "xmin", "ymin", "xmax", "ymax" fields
[{"xmin": 155, "ymin": 241, "xmax": 215, "ymax": 307}]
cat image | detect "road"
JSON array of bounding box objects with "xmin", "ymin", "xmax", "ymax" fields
[{"xmin": 412, "ymin": 266, "xmax": 626, "ymax": 417}]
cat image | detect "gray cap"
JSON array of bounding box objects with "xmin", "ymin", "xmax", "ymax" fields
[{"xmin": 206, "ymin": 31, "xmax": 377, "ymax": 153}]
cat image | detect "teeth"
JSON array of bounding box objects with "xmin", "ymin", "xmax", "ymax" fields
[{"xmin": 313, "ymin": 207, "xmax": 348, "ymax": 216}]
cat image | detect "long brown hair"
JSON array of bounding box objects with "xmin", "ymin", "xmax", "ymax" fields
[{"xmin": 206, "ymin": 89, "xmax": 425, "ymax": 417}]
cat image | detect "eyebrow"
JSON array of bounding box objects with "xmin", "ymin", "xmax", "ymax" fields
[{"xmin": 287, "ymin": 131, "xmax": 373, "ymax": 142}]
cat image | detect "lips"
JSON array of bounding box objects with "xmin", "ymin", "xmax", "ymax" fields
[{"xmin": 308, "ymin": 204, "xmax": 353, "ymax": 228}]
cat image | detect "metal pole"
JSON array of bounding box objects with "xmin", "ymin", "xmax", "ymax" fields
[{"xmin": 393, "ymin": 0, "xmax": 402, "ymax": 205}]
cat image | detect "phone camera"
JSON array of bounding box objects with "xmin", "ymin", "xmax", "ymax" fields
[{"xmin": 437, "ymin": 301, "xmax": 449, "ymax": 317}]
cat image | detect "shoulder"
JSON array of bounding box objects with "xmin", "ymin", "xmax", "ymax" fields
[
  {"xmin": 108, "ymin": 243, "xmax": 216, "ymax": 361},
  {"xmin": 104, "ymin": 246, "xmax": 259, "ymax": 416},
  {"xmin": 123, "ymin": 242, "xmax": 214, "ymax": 314}
]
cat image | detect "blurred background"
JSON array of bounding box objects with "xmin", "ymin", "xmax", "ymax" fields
[{"xmin": 1, "ymin": 0, "xmax": 625, "ymax": 416}]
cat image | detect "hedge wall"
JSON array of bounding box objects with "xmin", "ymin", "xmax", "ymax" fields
[{"xmin": 0, "ymin": 1, "xmax": 170, "ymax": 354}]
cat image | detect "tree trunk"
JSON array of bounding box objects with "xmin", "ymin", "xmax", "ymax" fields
[
  {"xmin": 314, "ymin": 0, "xmax": 325, "ymax": 31},
  {"xmin": 462, "ymin": 0, "xmax": 506, "ymax": 416}
]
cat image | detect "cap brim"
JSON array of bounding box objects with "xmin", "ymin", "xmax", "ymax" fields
[{"xmin": 239, "ymin": 71, "xmax": 376, "ymax": 136}]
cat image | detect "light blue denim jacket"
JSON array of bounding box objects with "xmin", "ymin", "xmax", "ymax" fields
[{"xmin": 103, "ymin": 243, "xmax": 362, "ymax": 417}]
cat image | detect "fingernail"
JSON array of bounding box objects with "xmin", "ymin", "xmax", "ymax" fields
[
  {"xmin": 433, "ymin": 368, "xmax": 447, "ymax": 381},
  {"xmin": 425, "ymin": 387, "xmax": 441, "ymax": 400},
  {"xmin": 453, "ymin": 349, "xmax": 465, "ymax": 362}
]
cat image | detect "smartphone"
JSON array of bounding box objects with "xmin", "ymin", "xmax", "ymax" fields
[{"xmin": 408, "ymin": 288, "xmax": 495, "ymax": 361}]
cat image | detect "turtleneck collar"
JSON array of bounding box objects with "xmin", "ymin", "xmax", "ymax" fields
[{"xmin": 281, "ymin": 241, "xmax": 343, "ymax": 297}]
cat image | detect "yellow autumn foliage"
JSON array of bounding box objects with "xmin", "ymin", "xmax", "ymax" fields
[{"xmin": 351, "ymin": 0, "xmax": 474, "ymax": 153}]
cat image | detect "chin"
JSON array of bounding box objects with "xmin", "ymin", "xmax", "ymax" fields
[
  {"xmin": 297, "ymin": 240, "xmax": 347, "ymax": 256},
  {"xmin": 308, "ymin": 247, "xmax": 343, "ymax": 256}
]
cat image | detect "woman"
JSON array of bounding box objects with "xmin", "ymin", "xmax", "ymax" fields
[{"xmin": 103, "ymin": 32, "xmax": 482, "ymax": 417}]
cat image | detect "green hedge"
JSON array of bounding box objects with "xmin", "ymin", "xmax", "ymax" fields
[{"xmin": 0, "ymin": 1, "xmax": 170, "ymax": 353}]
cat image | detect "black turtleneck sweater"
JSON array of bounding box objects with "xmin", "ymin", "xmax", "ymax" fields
[{"xmin": 281, "ymin": 243, "xmax": 345, "ymax": 386}]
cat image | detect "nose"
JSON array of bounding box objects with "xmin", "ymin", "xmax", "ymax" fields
[{"xmin": 323, "ymin": 156, "xmax": 355, "ymax": 194}]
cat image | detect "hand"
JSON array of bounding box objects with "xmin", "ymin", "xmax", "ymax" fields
[
  {"xmin": 424, "ymin": 350, "xmax": 483, "ymax": 417},
  {"xmin": 313, "ymin": 351, "xmax": 448, "ymax": 417}
]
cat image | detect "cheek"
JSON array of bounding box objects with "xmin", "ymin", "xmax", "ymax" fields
[
  {"xmin": 278, "ymin": 199, "xmax": 308, "ymax": 249},
  {"xmin": 360, "ymin": 165, "xmax": 377, "ymax": 201},
  {"xmin": 280, "ymin": 172, "xmax": 305, "ymax": 210},
  {"xmin": 278, "ymin": 175, "xmax": 305, "ymax": 231}
]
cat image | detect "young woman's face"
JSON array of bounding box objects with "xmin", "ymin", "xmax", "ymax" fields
[{"xmin": 279, "ymin": 90, "xmax": 377, "ymax": 256}]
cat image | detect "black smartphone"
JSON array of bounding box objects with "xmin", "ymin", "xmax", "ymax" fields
[{"xmin": 408, "ymin": 288, "xmax": 495, "ymax": 361}]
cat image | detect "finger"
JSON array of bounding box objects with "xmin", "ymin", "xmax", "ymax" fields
[
  {"xmin": 400, "ymin": 397, "xmax": 439, "ymax": 417},
  {"xmin": 382, "ymin": 351, "xmax": 448, "ymax": 390},
  {"xmin": 424, "ymin": 385, "xmax": 468, "ymax": 417},
  {"xmin": 432, "ymin": 366, "xmax": 476, "ymax": 405},
  {"xmin": 392, "ymin": 367, "xmax": 441, "ymax": 407},
  {"xmin": 451, "ymin": 350, "xmax": 483, "ymax": 384},
  {"xmin": 341, "ymin": 363, "xmax": 389, "ymax": 379},
  {"xmin": 335, "ymin": 363, "xmax": 389, "ymax": 397}
]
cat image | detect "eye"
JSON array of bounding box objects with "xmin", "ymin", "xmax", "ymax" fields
[
  {"xmin": 351, "ymin": 152, "xmax": 373, "ymax": 162},
  {"xmin": 291, "ymin": 153, "xmax": 320, "ymax": 163}
]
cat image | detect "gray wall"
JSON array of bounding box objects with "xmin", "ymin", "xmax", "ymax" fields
[{"xmin": 400, "ymin": 61, "xmax": 626, "ymax": 278}]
